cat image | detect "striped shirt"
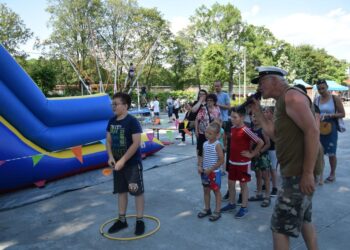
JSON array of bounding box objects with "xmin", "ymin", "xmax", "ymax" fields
[{"xmin": 203, "ymin": 140, "xmax": 221, "ymax": 170}]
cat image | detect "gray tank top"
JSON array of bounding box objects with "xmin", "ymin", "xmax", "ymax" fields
[{"xmin": 316, "ymin": 96, "xmax": 335, "ymax": 115}]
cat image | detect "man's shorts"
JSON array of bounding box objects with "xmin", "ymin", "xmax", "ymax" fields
[
  {"xmin": 271, "ymin": 176, "xmax": 313, "ymax": 238},
  {"xmin": 228, "ymin": 164, "xmax": 251, "ymax": 183},
  {"xmin": 113, "ymin": 162, "xmax": 144, "ymax": 196},
  {"xmin": 251, "ymin": 153, "xmax": 271, "ymax": 171},
  {"xmin": 268, "ymin": 150, "xmax": 278, "ymax": 170}
]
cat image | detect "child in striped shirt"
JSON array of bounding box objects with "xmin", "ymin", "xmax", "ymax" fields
[{"xmin": 197, "ymin": 122, "xmax": 224, "ymax": 221}]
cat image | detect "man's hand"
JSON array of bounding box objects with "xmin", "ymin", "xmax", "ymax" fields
[
  {"xmin": 300, "ymin": 173, "xmax": 315, "ymax": 195},
  {"xmin": 114, "ymin": 159, "xmax": 125, "ymax": 171}
]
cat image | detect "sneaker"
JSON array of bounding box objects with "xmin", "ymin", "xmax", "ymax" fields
[
  {"xmin": 220, "ymin": 203, "xmax": 236, "ymax": 212},
  {"xmin": 222, "ymin": 190, "xmax": 229, "ymax": 201},
  {"xmin": 237, "ymin": 193, "xmax": 242, "ymax": 205},
  {"xmin": 235, "ymin": 207, "xmax": 248, "ymax": 219},
  {"xmin": 175, "ymin": 135, "xmax": 183, "ymax": 139},
  {"xmin": 108, "ymin": 219, "xmax": 128, "ymax": 234},
  {"xmin": 270, "ymin": 187, "xmax": 278, "ymax": 197},
  {"xmin": 134, "ymin": 220, "xmax": 145, "ymax": 235},
  {"xmin": 178, "ymin": 142, "xmax": 186, "ymax": 146}
]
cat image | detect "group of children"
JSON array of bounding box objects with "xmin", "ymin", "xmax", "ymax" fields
[
  {"xmin": 105, "ymin": 92, "xmax": 279, "ymax": 237},
  {"xmin": 197, "ymin": 106, "xmax": 279, "ymax": 221}
]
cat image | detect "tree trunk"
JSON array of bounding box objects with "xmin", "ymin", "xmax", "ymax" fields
[{"xmin": 228, "ymin": 62, "xmax": 234, "ymax": 95}]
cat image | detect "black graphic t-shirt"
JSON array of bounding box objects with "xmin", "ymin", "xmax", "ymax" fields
[{"xmin": 106, "ymin": 114, "xmax": 142, "ymax": 165}]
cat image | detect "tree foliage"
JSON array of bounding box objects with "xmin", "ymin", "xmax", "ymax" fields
[
  {"xmin": 4, "ymin": 1, "xmax": 348, "ymax": 97},
  {"xmin": 0, "ymin": 3, "xmax": 33, "ymax": 55}
]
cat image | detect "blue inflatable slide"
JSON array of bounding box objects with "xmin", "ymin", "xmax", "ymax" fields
[{"xmin": 0, "ymin": 44, "xmax": 163, "ymax": 193}]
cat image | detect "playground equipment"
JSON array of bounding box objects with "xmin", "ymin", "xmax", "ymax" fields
[{"xmin": 0, "ymin": 44, "xmax": 163, "ymax": 193}]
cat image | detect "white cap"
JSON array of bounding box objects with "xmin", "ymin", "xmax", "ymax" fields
[{"xmin": 251, "ymin": 66, "xmax": 288, "ymax": 84}]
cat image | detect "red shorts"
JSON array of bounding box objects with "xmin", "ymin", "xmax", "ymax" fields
[{"xmin": 228, "ymin": 164, "xmax": 251, "ymax": 183}]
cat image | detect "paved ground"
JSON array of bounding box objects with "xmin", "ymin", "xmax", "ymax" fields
[{"xmin": 1, "ymin": 112, "xmax": 350, "ymax": 250}]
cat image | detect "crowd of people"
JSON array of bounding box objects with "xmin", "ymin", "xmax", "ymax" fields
[{"xmin": 105, "ymin": 66, "xmax": 345, "ymax": 250}]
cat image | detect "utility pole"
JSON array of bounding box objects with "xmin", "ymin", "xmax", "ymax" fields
[{"xmin": 243, "ymin": 47, "xmax": 246, "ymax": 99}]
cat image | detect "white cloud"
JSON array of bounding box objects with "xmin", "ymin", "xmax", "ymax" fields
[
  {"xmin": 242, "ymin": 4, "xmax": 260, "ymax": 19},
  {"xmin": 170, "ymin": 16, "xmax": 190, "ymax": 34},
  {"xmin": 267, "ymin": 8, "xmax": 350, "ymax": 61}
]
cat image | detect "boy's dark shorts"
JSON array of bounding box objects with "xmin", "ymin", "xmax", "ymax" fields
[
  {"xmin": 113, "ymin": 162, "xmax": 144, "ymax": 196},
  {"xmin": 271, "ymin": 176, "xmax": 313, "ymax": 238}
]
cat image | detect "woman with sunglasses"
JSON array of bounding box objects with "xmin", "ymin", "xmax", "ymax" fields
[{"xmin": 314, "ymin": 79, "xmax": 345, "ymax": 183}]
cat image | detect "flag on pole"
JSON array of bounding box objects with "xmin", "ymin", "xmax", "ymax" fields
[
  {"xmin": 146, "ymin": 133, "xmax": 154, "ymax": 141},
  {"xmin": 184, "ymin": 120, "xmax": 189, "ymax": 128},
  {"xmin": 166, "ymin": 130, "xmax": 174, "ymax": 141}
]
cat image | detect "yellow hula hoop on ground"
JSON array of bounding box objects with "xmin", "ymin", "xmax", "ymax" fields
[{"xmin": 100, "ymin": 215, "xmax": 161, "ymax": 241}]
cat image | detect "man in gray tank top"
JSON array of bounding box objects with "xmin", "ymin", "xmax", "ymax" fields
[{"xmin": 250, "ymin": 66, "xmax": 321, "ymax": 250}]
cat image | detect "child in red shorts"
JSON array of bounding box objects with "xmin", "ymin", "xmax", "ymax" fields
[{"xmin": 221, "ymin": 107, "xmax": 263, "ymax": 218}]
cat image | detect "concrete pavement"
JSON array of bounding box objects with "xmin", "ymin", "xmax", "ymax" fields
[{"xmin": 1, "ymin": 114, "xmax": 350, "ymax": 250}]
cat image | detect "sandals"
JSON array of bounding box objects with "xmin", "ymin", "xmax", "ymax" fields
[
  {"xmin": 248, "ymin": 195, "xmax": 264, "ymax": 202},
  {"xmin": 325, "ymin": 176, "xmax": 336, "ymax": 183},
  {"xmin": 209, "ymin": 211, "xmax": 221, "ymax": 222},
  {"xmin": 197, "ymin": 209, "xmax": 212, "ymax": 218},
  {"xmin": 261, "ymin": 197, "xmax": 271, "ymax": 207}
]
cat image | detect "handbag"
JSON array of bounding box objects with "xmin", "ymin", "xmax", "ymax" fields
[
  {"xmin": 335, "ymin": 118, "xmax": 346, "ymax": 132},
  {"xmin": 332, "ymin": 95, "xmax": 346, "ymax": 133},
  {"xmin": 320, "ymin": 121, "xmax": 332, "ymax": 135}
]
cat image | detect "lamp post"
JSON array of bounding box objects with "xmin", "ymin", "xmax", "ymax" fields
[{"xmin": 243, "ymin": 47, "xmax": 246, "ymax": 99}]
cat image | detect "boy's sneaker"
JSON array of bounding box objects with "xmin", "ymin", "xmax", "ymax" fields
[
  {"xmin": 235, "ymin": 207, "xmax": 248, "ymax": 219},
  {"xmin": 270, "ymin": 187, "xmax": 278, "ymax": 197},
  {"xmin": 237, "ymin": 193, "xmax": 242, "ymax": 205},
  {"xmin": 108, "ymin": 219, "xmax": 128, "ymax": 234},
  {"xmin": 134, "ymin": 220, "xmax": 145, "ymax": 235},
  {"xmin": 178, "ymin": 142, "xmax": 186, "ymax": 146},
  {"xmin": 220, "ymin": 203, "xmax": 236, "ymax": 212},
  {"xmin": 222, "ymin": 190, "xmax": 229, "ymax": 201}
]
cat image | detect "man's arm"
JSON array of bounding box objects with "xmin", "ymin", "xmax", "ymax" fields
[
  {"xmin": 114, "ymin": 133, "xmax": 141, "ymax": 170},
  {"xmin": 285, "ymin": 89, "xmax": 318, "ymax": 195}
]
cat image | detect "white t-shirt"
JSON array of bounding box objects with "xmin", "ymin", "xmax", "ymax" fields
[
  {"xmin": 153, "ymin": 100, "xmax": 160, "ymax": 113},
  {"xmin": 174, "ymin": 100, "xmax": 180, "ymax": 109}
]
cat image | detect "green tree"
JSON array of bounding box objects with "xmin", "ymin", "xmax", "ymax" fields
[
  {"xmin": 0, "ymin": 3, "xmax": 33, "ymax": 55},
  {"xmin": 46, "ymin": 0, "xmax": 103, "ymax": 86},
  {"xmin": 189, "ymin": 3, "xmax": 245, "ymax": 93},
  {"xmin": 200, "ymin": 43, "xmax": 228, "ymax": 88}
]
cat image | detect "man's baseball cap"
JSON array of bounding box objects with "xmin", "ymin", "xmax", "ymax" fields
[{"xmin": 251, "ymin": 66, "xmax": 288, "ymax": 84}]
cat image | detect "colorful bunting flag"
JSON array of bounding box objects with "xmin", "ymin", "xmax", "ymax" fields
[
  {"xmin": 71, "ymin": 146, "xmax": 83, "ymax": 163},
  {"xmin": 166, "ymin": 130, "xmax": 174, "ymax": 141},
  {"xmin": 184, "ymin": 120, "xmax": 189, "ymax": 128},
  {"xmin": 32, "ymin": 155, "xmax": 44, "ymax": 167},
  {"xmin": 146, "ymin": 133, "xmax": 154, "ymax": 141}
]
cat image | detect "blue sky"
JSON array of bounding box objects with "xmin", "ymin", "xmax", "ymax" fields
[{"xmin": 1, "ymin": 0, "xmax": 350, "ymax": 61}]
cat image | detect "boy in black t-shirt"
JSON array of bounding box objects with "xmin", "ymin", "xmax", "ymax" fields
[{"xmin": 106, "ymin": 92, "xmax": 145, "ymax": 236}]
